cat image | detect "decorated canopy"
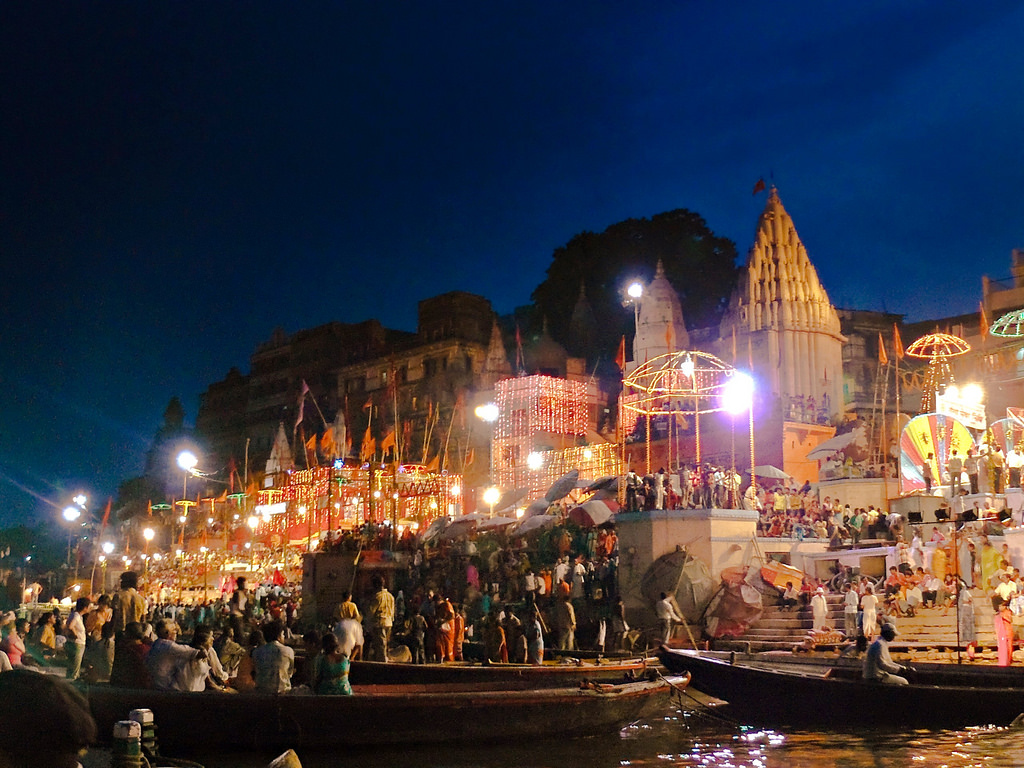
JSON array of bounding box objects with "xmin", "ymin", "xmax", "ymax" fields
[
  {"xmin": 991, "ymin": 309, "xmax": 1024, "ymax": 339},
  {"xmin": 899, "ymin": 413, "xmax": 974, "ymax": 494},
  {"xmin": 987, "ymin": 418, "xmax": 1024, "ymax": 454}
]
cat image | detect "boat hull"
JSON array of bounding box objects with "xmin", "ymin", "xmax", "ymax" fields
[
  {"xmin": 348, "ymin": 658, "xmax": 649, "ymax": 687},
  {"xmin": 85, "ymin": 676, "xmax": 679, "ymax": 750},
  {"xmin": 659, "ymin": 647, "xmax": 1024, "ymax": 729}
]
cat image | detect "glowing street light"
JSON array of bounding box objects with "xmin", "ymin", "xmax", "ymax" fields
[
  {"xmin": 481, "ymin": 487, "xmax": 501, "ymax": 518},
  {"xmin": 102, "ymin": 541, "xmax": 114, "ymax": 555},
  {"xmin": 62, "ymin": 506, "xmax": 81, "ymax": 523},
  {"xmin": 474, "ymin": 402, "xmax": 499, "ymax": 423}
]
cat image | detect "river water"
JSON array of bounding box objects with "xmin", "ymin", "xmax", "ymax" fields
[{"xmin": 179, "ymin": 696, "xmax": 1024, "ymax": 768}]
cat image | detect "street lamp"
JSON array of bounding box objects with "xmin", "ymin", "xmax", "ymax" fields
[
  {"xmin": 483, "ymin": 486, "xmax": 501, "ymax": 516},
  {"xmin": 176, "ymin": 450, "xmax": 199, "ymax": 549}
]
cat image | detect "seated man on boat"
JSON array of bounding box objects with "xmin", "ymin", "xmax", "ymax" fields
[
  {"xmin": 146, "ymin": 618, "xmax": 209, "ymax": 691},
  {"xmin": 863, "ymin": 623, "xmax": 908, "ymax": 685}
]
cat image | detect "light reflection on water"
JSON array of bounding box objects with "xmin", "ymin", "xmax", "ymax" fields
[{"xmin": 179, "ymin": 703, "xmax": 1024, "ymax": 768}]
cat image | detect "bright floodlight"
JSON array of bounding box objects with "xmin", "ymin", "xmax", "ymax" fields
[
  {"xmin": 450, "ymin": 483, "xmax": 461, "ymax": 497},
  {"xmin": 72, "ymin": 494, "xmax": 87, "ymax": 507},
  {"xmin": 143, "ymin": 527, "xmax": 155, "ymax": 542},
  {"xmin": 247, "ymin": 515, "xmax": 259, "ymax": 530},
  {"xmin": 679, "ymin": 354, "xmax": 695, "ymax": 379},
  {"xmin": 177, "ymin": 450, "xmax": 198, "ymax": 472},
  {"xmin": 962, "ymin": 383, "xmax": 984, "ymax": 405},
  {"xmin": 474, "ymin": 402, "xmax": 499, "ymax": 423},
  {"xmin": 62, "ymin": 506, "xmax": 81, "ymax": 522},
  {"xmin": 526, "ymin": 452, "xmax": 544, "ymax": 470},
  {"xmin": 721, "ymin": 372, "xmax": 755, "ymax": 415},
  {"xmin": 102, "ymin": 541, "xmax": 114, "ymax": 554},
  {"xmin": 627, "ymin": 282, "xmax": 644, "ymax": 299},
  {"xmin": 483, "ymin": 486, "xmax": 501, "ymax": 506}
]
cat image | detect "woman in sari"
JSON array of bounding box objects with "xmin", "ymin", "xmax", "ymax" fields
[
  {"xmin": 313, "ymin": 632, "xmax": 352, "ymax": 695},
  {"xmin": 995, "ymin": 598, "xmax": 1014, "ymax": 666}
]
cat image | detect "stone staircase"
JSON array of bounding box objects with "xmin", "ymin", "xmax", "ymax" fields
[{"xmin": 712, "ymin": 590, "xmax": 998, "ymax": 653}]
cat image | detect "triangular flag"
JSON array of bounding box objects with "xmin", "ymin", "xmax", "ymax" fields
[
  {"xmin": 980, "ymin": 302, "xmax": 989, "ymax": 339},
  {"xmin": 615, "ymin": 335, "xmax": 626, "ymax": 371},
  {"xmin": 878, "ymin": 331, "xmax": 889, "ymax": 367},
  {"xmin": 295, "ymin": 380, "xmax": 310, "ymax": 428},
  {"xmin": 752, "ymin": 178, "xmax": 766, "ymax": 195},
  {"xmin": 893, "ymin": 324, "xmax": 905, "ymax": 360}
]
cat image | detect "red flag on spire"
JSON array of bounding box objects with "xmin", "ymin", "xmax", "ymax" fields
[{"xmin": 752, "ymin": 178, "xmax": 766, "ymax": 195}]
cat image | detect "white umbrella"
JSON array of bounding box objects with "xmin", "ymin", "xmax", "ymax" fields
[
  {"xmin": 420, "ymin": 516, "xmax": 451, "ymax": 542},
  {"xmin": 545, "ymin": 469, "xmax": 580, "ymax": 502},
  {"xmin": 439, "ymin": 513, "xmax": 487, "ymax": 541},
  {"xmin": 477, "ymin": 515, "xmax": 518, "ymax": 531},
  {"xmin": 567, "ymin": 499, "xmax": 619, "ymax": 527},
  {"xmin": 493, "ymin": 487, "xmax": 530, "ymax": 515},
  {"xmin": 748, "ymin": 465, "xmax": 792, "ymax": 480},
  {"xmin": 521, "ymin": 499, "xmax": 550, "ymax": 519},
  {"xmin": 512, "ymin": 514, "xmax": 558, "ymax": 536},
  {"xmin": 806, "ymin": 432, "xmax": 857, "ymax": 460}
]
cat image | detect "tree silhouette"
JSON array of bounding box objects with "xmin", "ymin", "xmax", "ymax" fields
[{"xmin": 531, "ymin": 209, "xmax": 739, "ymax": 362}]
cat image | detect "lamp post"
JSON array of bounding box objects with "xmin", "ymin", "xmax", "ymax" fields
[
  {"xmin": 200, "ymin": 545, "xmax": 209, "ymax": 602},
  {"xmin": 143, "ymin": 527, "xmax": 155, "ymax": 576},
  {"xmin": 176, "ymin": 450, "xmax": 199, "ymax": 550},
  {"xmin": 247, "ymin": 515, "xmax": 259, "ymax": 569},
  {"xmin": 483, "ymin": 486, "xmax": 501, "ymax": 517}
]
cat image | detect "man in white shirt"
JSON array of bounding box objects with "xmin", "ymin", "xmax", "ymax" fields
[
  {"xmin": 146, "ymin": 619, "xmax": 208, "ymax": 691},
  {"xmin": 65, "ymin": 597, "xmax": 92, "ymax": 681},
  {"xmin": 656, "ymin": 592, "xmax": 684, "ymax": 644},
  {"xmin": 252, "ymin": 621, "xmax": 295, "ymax": 693}
]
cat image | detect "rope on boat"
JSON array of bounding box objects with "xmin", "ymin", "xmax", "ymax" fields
[{"xmin": 656, "ymin": 669, "xmax": 740, "ymax": 726}]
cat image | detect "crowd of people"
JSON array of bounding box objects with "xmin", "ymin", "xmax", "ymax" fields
[{"xmin": 0, "ymin": 516, "xmax": 630, "ymax": 695}]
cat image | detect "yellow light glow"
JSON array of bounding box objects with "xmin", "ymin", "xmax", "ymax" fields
[
  {"xmin": 483, "ymin": 486, "xmax": 501, "ymax": 506},
  {"xmin": 962, "ymin": 383, "xmax": 984, "ymax": 405},
  {"xmin": 143, "ymin": 528, "xmax": 154, "ymax": 541}
]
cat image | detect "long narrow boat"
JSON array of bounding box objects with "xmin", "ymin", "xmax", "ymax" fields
[
  {"xmin": 85, "ymin": 675, "xmax": 684, "ymax": 751},
  {"xmin": 348, "ymin": 657, "xmax": 649, "ymax": 687},
  {"xmin": 659, "ymin": 646, "xmax": 1024, "ymax": 729}
]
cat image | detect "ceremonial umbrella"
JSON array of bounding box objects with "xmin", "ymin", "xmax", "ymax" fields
[
  {"xmin": 585, "ymin": 475, "xmax": 619, "ymax": 493},
  {"xmin": 545, "ymin": 469, "xmax": 580, "ymax": 502},
  {"xmin": 567, "ymin": 498, "xmax": 619, "ymax": 527},
  {"xmin": 439, "ymin": 513, "xmax": 487, "ymax": 541},
  {"xmin": 493, "ymin": 487, "xmax": 530, "ymax": 515},
  {"xmin": 521, "ymin": 499, "xmax": 550, "ymax": 519},
  {"xmin": 512, "ymin": 515, "xmax": 558, "ymax": 537},
  {"xmin": 420, "ymin": 516, "xmax": 451, "ymax": 542},
  {"xmin": 806, "ymin": 431, "xmax": 857, "ymax": 460},
  {"xmin": 748, "ymin": 465, "xmax": 791, "ymax": 481},
  {"xmin": 476, "ymin": 515, "xmax": 519, "ymax": 531}
]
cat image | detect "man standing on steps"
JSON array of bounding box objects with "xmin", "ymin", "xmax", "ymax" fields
[
  {"xmin": 843, "ymin": 583, "xmax": 859, "ymax": 640},
  {"xmin": 811, "ymin": 587, "xmax": 829, "ymax": 632}
]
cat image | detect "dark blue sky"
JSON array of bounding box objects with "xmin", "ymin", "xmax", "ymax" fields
[{"xmin": 2, "ymin": 2, "xmax": 1023, "ymax": 526}]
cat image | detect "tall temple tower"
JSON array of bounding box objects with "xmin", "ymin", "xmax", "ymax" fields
[
  {"xmin": 632, "ymin": 260, "xmax": 690, "ymax": 368},
  {"xmin": 719, "ymin": 187, "xmax": 845, "ymax": 422}
]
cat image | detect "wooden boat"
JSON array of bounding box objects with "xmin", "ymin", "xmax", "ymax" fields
[
  {"xmin": 84, "ymin": 675, "xmax": 684, "ymax": 751},
  {"xmin": 659, "ymin": 646, "xmax": 1024, "ymax": 729},
  {"xmin": 348, "ymin": 657, "xmax": 650, "ymax": 687}
]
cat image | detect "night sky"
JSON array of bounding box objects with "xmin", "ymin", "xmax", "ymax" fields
[{"xmin": 2, "ymin": 2, "xmax": 1023, "ymax": 527}]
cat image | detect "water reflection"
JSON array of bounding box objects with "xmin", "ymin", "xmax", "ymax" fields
[{"xmin": 181, "ymin": 702, "xmax": 1024, "ymax": 768}]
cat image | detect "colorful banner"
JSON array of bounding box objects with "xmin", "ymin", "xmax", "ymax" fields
[{"xmin": 899, "ymin": 413, "xmax": 974, "ymax": 494}]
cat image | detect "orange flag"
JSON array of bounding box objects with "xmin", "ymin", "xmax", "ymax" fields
[
  {"xmin": 893, "ymin": 324, "xmax": 905, "ymax": 359},
  {"xmin": 615, "ymin": 335, "xmax": 626, "ymax": 371},
  {"xmin": 360, "ymin": 429, "xmax": 376, "ymax": 461},
  {"xmin": 380, "ymin": 429, "xmax": 396, "ymax": 454},
  {"xmin": 979, "ymin": 302, "xmax": 989, "ymax": 339},
  {"xmin": 878, "ymin": 331, "xmax": 889, "ymax": 367}
]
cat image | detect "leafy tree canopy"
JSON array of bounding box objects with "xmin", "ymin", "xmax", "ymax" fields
[{"xmin": 530, "ymin": 209, "xmax": 739, "ymax": 362}]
